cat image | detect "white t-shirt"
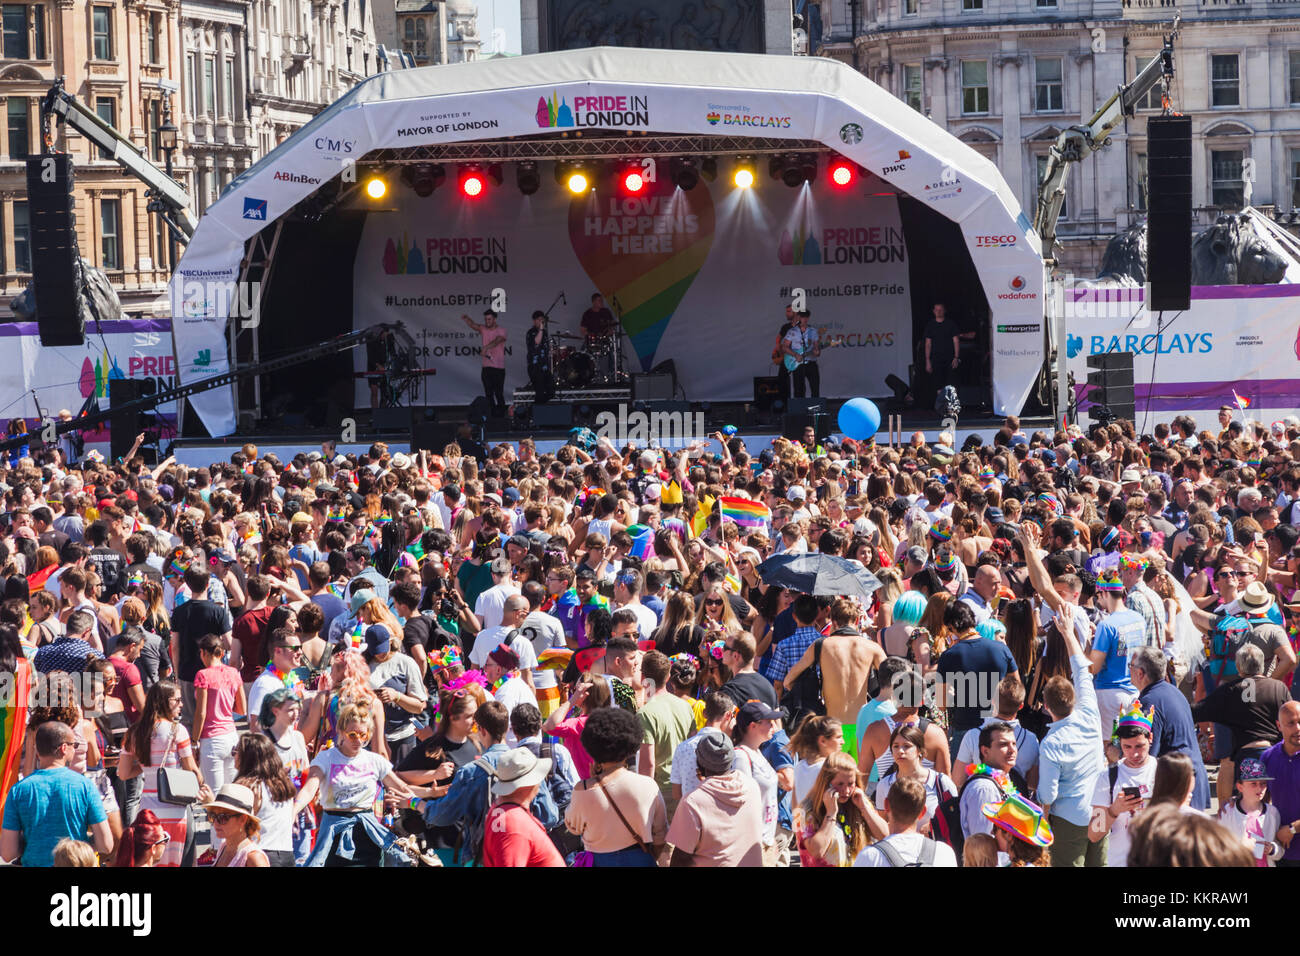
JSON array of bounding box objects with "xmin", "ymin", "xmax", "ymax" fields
[
  {"xmin": 793, "ymin": 758, "xmax": 824, "ymax": 808},
  {"xmin": 853, "ymin": 831, "xmax": 958, "ymax": 867},
  {"xmin": 669, "ymin": 727, "xmax": 727, "ymax": 800},
  {"xmin": 309, "ymin": 747, "xmax": 393, "ymax": 812},
  {"xmin": 1091, "ymin": 757, "xmax": 1157, "ymax": 867},
  {"xmin": 520, "ymin": 611, "xmax": 566, "ymax": 693},
  {"xmin": 254, "ymin": 781, "xmax": 295, "ymax": 852},
  {"xmin": 734, "ymin": 744, "xmax": 779, "ymax": 847},
  {"xmin": 247, "ymin": 672, "xmax": 286, "ymax": 727},
  {"xmin": 493, "ymin": 676, "xmax": 539, "ymax": 747},
  {"xmin": 617, "ymin": 601, "xmax": 659, "ymax": 642},
  {"xmin": 875, "ymin": 768, "xmax": 957, "ymax": 835},
  {"xmin": 1039, "ymin": 601, "xmax": 1093, "ymax": 649},
  {"xmin": 955, "ymin": 718, "xmax": 1040, "ymax": 780},
  {"xmin": 469, "ymin": 625, "xmax": 539, "ymax": 673},
  {"xmin": 474, "ymin": 582, "xmax": 520, "ymax": 630}
]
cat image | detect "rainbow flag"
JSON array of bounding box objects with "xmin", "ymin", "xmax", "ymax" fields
[
  {"xmin": 537, "ymin": 648, "xmax": 573, "ymax": 671},
  {"xmin": 0, "ymin": 658, "xmax": 31, "ymax": 819},
  {"xmin": 662, "ymin": 517, "xmax": 688, "ymax": 540},
  {"xmin": 626, "ymin": 524, "xmax": 654, "ymax": 561},
  {"xmin": 718, "ymin": 496, "xmax": 770, "ymax": 528},
  {"xmin": 1232, "ymin": 389, "xmax": 1252, "ymax": 411}
]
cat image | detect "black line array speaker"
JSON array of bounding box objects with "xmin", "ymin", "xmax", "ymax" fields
[
  {"xmin": 1146, "ymin": 115, "xmax": 1192, "ymax": 313},
  {"xmin": 109, "ymin": 378, "xmax": 147, "ymax": 461},
  {"xmin": 1085, "ymin": 351, "xmax": 1136, "ymax": 423},
  {"xmin": 25, "ymin": 154, "xmax": 85, "ymax": 346}
]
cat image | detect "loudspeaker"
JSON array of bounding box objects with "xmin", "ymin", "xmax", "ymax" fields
[
  {"xmin": 786, "ymin": 397, "xmax": 827, "ymax": 416},
  {"xmin": 1146, "ymin": 115, "xmax": 1192, "ymax": 312},
  {"xmin": 371, "ymin": 407, "xmax": 412, "ymax": 433},
  {"xmin": 532, "ymin": 403, "xmax": 573, "ymax": 428},
  {"xmin": 109, "ymin": 378, "xmax": 147, "ymax": 461},
  {"xmin": 1085, "ymin": 351, "xmax": 1136, "ymax": 422},
  {"xmin": 783, "ymin": 411, "xmax": 830, "ymax": 442},
  {"xmin": 411, "ymin": 420, "xmax": 462, "ymax": 454},
  {"xmin": 26, "ymin": 154, "xmax": 85, "ymax": 346},
  {"xmin": 467, "ymin": 396, "xmax": 491, "ymax": 424},
  {"xmin": 632, "ymin": 373, "xmax": 674, "ymax": 402},
  {"xmin": 753, "ymin": 376, "xmax": 781, "ymax": 411}
]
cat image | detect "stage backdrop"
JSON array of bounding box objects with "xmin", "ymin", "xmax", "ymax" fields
[
  {"xmin": 1064, "ymin": 284, "xmax": 1300, "ymax": 428},
  {"xmin": 0, "ymin": 319, "xmax": 179, "ymax": 451},
  {"xmin": 352, "ymin": 165, "xmax": 912, "ymax": 405}
]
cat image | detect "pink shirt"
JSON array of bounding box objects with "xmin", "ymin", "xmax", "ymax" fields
[
  {"xmin": 481, "ymin": 325, "xmax": 505, "ymax": 369},
  {"xmin": 193, "ymin": 663, "xmax": 242, "ymax": 738}
]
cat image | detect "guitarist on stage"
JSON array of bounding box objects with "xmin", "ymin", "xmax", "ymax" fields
[
  {"xmin": 772, "ymin": 304, "xmax": 796, "ymax": 400},
  {"xmin": 782, "ymin": 309, "xmax": 821, "ymax": 398}
]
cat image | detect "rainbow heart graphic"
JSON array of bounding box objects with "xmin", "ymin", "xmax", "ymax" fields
[{"xmin": 567, "ymin": 175, "xmax": 715, "ymax": 371}]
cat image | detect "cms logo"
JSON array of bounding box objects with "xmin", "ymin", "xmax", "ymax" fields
[
  {"xmin": 315, "ymin": 137, "xmax": 355, "ymax": 154},
  {"xmin": 975, "ymin": 235, "xmax": 1016, "ymax": 248}
]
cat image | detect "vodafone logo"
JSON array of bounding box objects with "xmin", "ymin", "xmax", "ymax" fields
[
  {"xmin": 976, "ymin": 234, "xmax": 1017, "ymax": 248},
  {"xmin": 997, "ymin": 275, "xmax": 1036, "ymax": 300},
  {"xmin": 1009, "ymin": 275, "xmax": 1026, "ymax": 291}
]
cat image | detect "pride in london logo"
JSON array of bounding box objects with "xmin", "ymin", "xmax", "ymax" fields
[
  {"xmin": 779, "ymin": 212, "xmax": 822, "ymax": 266},
  {"xmin": 536, "ymin": 92, "xmax": 575, "ymax": 128}
]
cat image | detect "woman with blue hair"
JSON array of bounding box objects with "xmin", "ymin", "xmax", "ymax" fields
[
  {"xmin": 976, "ymin": 619, "xmax": 1007, "ymax": 643},
  {"xmin": 879, "ymin": 590, "xmax": 927, "ymax": 660}
]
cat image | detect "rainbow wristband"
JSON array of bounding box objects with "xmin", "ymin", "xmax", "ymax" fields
[{"xmin": 408, "ymin": 797, "xmax": 421, "ymax": 811}]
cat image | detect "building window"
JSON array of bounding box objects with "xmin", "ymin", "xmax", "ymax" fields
[
  {"xmin": 903, "ymin": 0, "xmax": 918, "ymax": 14},
  {"xmin": 223, "ymin": 59, "xmax": 234, "ymax": 119},
  {"xmin": 1290, "ymin": 147, "xmax": 1300, "ymax": 211},
  {"xmin": 3, "ymin": 2, "xmax": 45, "ymax": 59},
  {"xmin": 1037, "ymin": 0, "xmax": 1058, "ymax": 6},
  {"xmin": 13, "ymin": 201, "xmax": 30, "ymax": 273},
  {"xmin": 94, "ymin": 97, "xmax": 115, "ymax": 159},
  {"xmin": 91, "ymin": 4, "xmax": 112, "ymax": 60},
  {"xmin": 961, "ymin": 60, "xmax": 989, "ymax": 115},
  {"xmin": 1134, "ymin": 153, "xmax": 1148, "ymax": 211},
  {"xmin": 1211, "ymin": 54, "xmax": 1240, "ymax": 108},
  {"xmin": 401, "ymin": 16, "xmax": 428, "ymax": 59},
  {"xmin": 903, "ymin": 64, "xmax": 922, "ymax": 111},
  {"xmin": 1211, "ymin": 149, "xmax": 1244, "ymax": 208},
  {"xmin": 185, "ymin": 53, "xmax": 196, "ymax": 115},
  {"xmin": 1035, "ymin": 57, "xmax": 1063, "ymax": 112},
  {"xmin": 147, "ymin": 12, "xmax": 160, "ymax": 63},
  {"xmin": 6, "ymin": 97, "xmax": 29, "ymax": 160},
  {"xmin": 146, "ymin": 98, "xmax": 161, "ymax": 161},
  {"xmin": 100, "ymin": 197, "xmax": 121, "ymax": 270},
  {"xmin": 1135, "ymin": 56, "xmax": 1161, "ymax": 110},
  {"xmin": 203, "ymin": 56, "xmax": 215, "ymax": 117},
  {"xmin": 1290, "ymin": 52, "xmax": 1300, "ymax": 105},
  {"xmin": 1038, "ymin": 154, "xmax": 1066, "ymax": 220},
  {"xmin": 962, "ymin": 0, "xmax": 982, "ymax": 10}
]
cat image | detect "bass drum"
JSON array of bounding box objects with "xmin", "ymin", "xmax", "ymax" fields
[{"xmin": 557, "ymin": 350, "xmax": 596, "ymax": 388}]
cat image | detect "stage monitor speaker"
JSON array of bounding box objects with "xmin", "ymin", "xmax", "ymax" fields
[
  {"xmin": 109, "ymin": 378, "xmax": 147, "ymax": 461},
  {"xmin": 26, "ymin": 154, "xmax": 85, "ymax": 346},
  {"xmin": 1146, "ymin": 115, "xmax": 1192, "ymax": 312},
  {"xmin": 783, "ymin": 412, "xmax": 830, "ymax": 443},
  {"xmin": 1085, "ymin": 351, "xmax": 1136, "ymax": 423},
  {"xmin": 532, "ymin": 403, "xmax": 573, "ymax": 428},
  {"xmin": 467, "ymin": 396, "xmax": 491, "ymax": 424},
  {"xmin": 372, "ymin": 408, "xmax": 412, "ymax": 433},
  {"xmin": 786, "ymin": 397, "xmax": 827, "ymax": 416},
  {"xmin": 632, "ymin": 373, "xmax": 674, "ymax": 402},
  {"xmin": 753, "ymin": 376, "xmax": 781, "ymax": 411},
  {"xmin": 650, "ymin": 358, "xmax": 678, "ymax": 393},
  {"xmin": 411, "ymin": 421, "xmax": 462, "ymax": 453}
]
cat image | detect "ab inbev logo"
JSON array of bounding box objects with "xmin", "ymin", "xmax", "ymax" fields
[
  {"xmin": 998, "ymin": 275, "xmax": 1036, "ymax": 300},
  {"xmin": 536, "ymin": 91, "xmax": 650, "ymax": 129}
]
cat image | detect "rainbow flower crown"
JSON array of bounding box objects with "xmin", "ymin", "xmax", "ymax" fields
[
  {"xmin": 1111, "ymin": 700, "xmax": 1155, "ymax": 742},
  {"xmin": 1117, "ymin": 554, "xmax": 1147, "ymax": 573}
]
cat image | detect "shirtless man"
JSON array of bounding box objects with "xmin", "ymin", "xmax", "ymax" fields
[
  {"xmin": 955, "ymin": 515, "xmax": 992, "ymax": 568},
  {"xmin": 782, "ymin": 598, "xmax": 886, "ymax": 762}
]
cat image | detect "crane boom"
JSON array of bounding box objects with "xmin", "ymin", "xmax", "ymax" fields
[
  {"xmin": 1033, "ymin": 17, "xmax": 1179, "ymax": 264},
  {"xmin": 41, "ymin": 79, "xmax": 196, "ymax": 239}
]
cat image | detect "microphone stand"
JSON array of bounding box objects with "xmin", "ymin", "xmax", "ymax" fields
[{"xmin": 611, "ymin": 294, "xmax": 631, "ymax": 383}]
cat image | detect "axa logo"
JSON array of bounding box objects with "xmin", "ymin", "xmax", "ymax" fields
[
  {"xmin": 242, "ymin": 197, "xmax": 267, "ymax": 220},
  {"xmin": 314, "ymin": 136, "xmax": 355, "ymax": 154},
  {"xmin": 976, "ymin": 234, "xmax": 1016, "ymax": 248},
  {"xmin": 1067, "ymin": 333, "xmax": 1083, "ymax": 358}
]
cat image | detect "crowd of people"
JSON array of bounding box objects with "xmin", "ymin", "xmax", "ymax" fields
[{"xmin": 1, "ymin": 401, "xmax": 1298, "ymax": 868}]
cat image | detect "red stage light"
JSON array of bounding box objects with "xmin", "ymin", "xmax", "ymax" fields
[
  {"xmin": 830, "ymin": 161, "xmax": 855, "ymax": 187},
  {"xmin": 461, "ymin": 173, "xmax": 485, "ymax": 197},
  {"xmin": 623, "ymin": 170, "xmax": 646, "ymax": 193}
]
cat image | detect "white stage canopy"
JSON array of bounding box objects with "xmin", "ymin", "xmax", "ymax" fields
[{"xmin": 171, "ymin": 47, "xmax": 1045, "ymax": 436}]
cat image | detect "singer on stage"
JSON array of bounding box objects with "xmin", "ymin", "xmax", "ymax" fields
[{"xmin": 461, "ymin": 310, "xmax": 507, "ymax": 417}]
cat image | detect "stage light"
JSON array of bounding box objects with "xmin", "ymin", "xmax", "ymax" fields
[
  {"xmin": 671, "ymin": 157, "xmax": 699, "ymax": 191},
  {"xmin": 799, "ymin": 154, "xmax": 818, "ymax": 183},
  {"xmin": 733, "ymin": 166, "xmax": 755, "ymax": 189},
  {"xmin": 516, "ymin": 161, "xmax": 541, "ymax": 195},
  {"xmin": 567, "ymin": 170, "xmax": 590, "ymax": 194},
  {"xmin": 623, "ymin": 169, "xmax": 646, "ymax": 193},
  {"xmin": 365, "ymin": 176, "xmax": 387, "ymax": 199},
  {"xmin": 460, "ymin": 170, "xmax": 485, "ymax": 197},
  {"xmin": 830, "ymin": 160, "xmax": 855, "ymax": 187},
  {"xmin": 404, "ymin": 163, "xmax": 444, "ymax": 197}
]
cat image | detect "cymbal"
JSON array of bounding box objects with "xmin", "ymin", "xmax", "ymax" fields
[{"xmin": 551, "ymin": 331, "xmax": 583, "ymax": 340}]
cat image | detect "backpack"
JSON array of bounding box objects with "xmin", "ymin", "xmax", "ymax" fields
[
  {"xmin": 464, "ymin": 754, "xmax": 502, "ymax": 865},
  {"xmin": 874, "ymin": 835, "xmax": 939, "ymax": 867},
  {"xmin": 782, "ymin": 637, "xmax": 826, "ymax": 730},
  {"xmin": 522, "ymin": 740, "xmax": 583, "ymax": 857},
  {"xmin": 1205, "ymin": 616, "xmax": 1251, "ymax": 683}
]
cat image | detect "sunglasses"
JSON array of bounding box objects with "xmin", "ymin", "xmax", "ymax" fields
[
  {"xmin": 343, "ymin": 730, "xmax": 370, "ymax": 741},
  {"xmin": 152, "ymin": 833, "xmax": 171, "ymax": 847},
  {"xmin": 206, "ymin": 811, "xmax": 237, "ymax": 825},
  {"xmin": 705, "ymin": 599, "xmax": 723, "ymax": 606}
]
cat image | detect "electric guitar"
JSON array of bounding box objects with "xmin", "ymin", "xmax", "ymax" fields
[{"xmin": 781, "ymin": 328, "xmax": 846, "ymax": 371}]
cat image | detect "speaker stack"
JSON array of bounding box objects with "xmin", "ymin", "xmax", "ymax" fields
[
  {"xmin": 1146, "ymin": 115, "xmax": 1192, "ymax": 312},
  {"xmin": 1085, "ymin": 352, "xmax": 1136, "ymax": 423},
  {"xmin": 25, "ymin": 154, "xmax": 85, "ymax": 346}
]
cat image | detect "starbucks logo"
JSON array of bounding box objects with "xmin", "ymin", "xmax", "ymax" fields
[{"xmin": 839, "ymin": 123, "xmax": 864, "ymax": 145}]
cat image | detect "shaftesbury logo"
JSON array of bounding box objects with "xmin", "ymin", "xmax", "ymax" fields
[{"xmin": 242, "ymin": 197, "xmax": 267, "ymax": 220}]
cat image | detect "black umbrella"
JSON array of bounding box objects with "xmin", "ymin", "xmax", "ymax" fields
[{"xmin": 756, "ymin": 552, "xmax": 883, "ymax": 601}]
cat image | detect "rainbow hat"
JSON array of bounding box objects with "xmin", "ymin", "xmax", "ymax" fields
[
  {"xmin": 1095, "ymin": 572, "xmax": 1124, "ymax": 594},
  {"xmin": 1111, "ymin": 700, "xmax": 1155, "ymax": 742},
  {"xmin": 1037, "ymin": 492, "xmax": 1062, "ymax": 515},
  {"xmin": 981, "ymin": 791, "xmax": 1054, "ymax": 847},
  {"xmin": 933, "ymin": 551, "xmax": 958, "ymax": 574},
  {"xmin": 929, "ymin": 524, "xmax": 953, "ymax": 542}
]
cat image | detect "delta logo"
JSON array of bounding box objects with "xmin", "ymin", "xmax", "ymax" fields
[
  {"xmin": 272, "ymin": 170, "xmax": 320, "ymax": 185},
  {"xmin": 706, "ymin": 111, "xmax": 793, "ymax": 129},
  {"xmin": 922, "ymin": 173, "xmax": 963, "ymax": 202},
  {"xmin": 976, "ymin": 234, "xmax": 1017, "ymax": 248},
  {"xmin": 997, "ymin": 275, "xmax": 1036, "ymax": 300},
  {"xmin": 535, "ymin": 91, "xmax": 649, "ymax": 129}
]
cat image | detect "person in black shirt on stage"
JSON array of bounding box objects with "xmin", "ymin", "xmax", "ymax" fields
[
  {"xmin": 923, "ymin": 302, "xmax": 960, "ymax": 404},
  {"xmin": 580, "ymin": 292, "xmax": 616, "ymax": 344},
  {"xmin": 526, "ymin": 310, "xmax": 552, "ymax": 400}
]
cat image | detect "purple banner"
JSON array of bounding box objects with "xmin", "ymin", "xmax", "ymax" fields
[{"xmin": 0, "ymin": 318, "xmax": 174, "ymax": 338}]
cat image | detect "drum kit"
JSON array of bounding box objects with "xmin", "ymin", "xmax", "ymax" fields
[{"xmin": 547, "ymin": 330, "xmax": 625, "ymax": 388}]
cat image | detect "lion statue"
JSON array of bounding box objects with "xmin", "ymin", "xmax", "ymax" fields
[
  {"xmin": 1090, "ymin": 214, "xmax": 1287, "ymax": 286},
  {"xmin": 9, "ymin": 258, "xmax": 124, "ymax": 326}
]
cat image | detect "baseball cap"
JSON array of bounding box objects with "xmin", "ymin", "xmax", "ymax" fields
[
  {"xmin": 507, "ymin": 534, "xmax": 531, "ymax": 551},
  {"xmin": 503, "ymin": 487, "xmax": 520, "ymax": 504},
  {"xmin": 788, "ymin": 485, "xmax": 807, "ymax": 502},
  {"xmin": 363, "ymin": 623, "xmax": 392, "ymax": 657},
  {"xmin": 1120, "ymin": 468, "xmax": 1142, "ymax": 483},
  {"xmin": 736, "ymin": 700, "xmax": 784, "ymax": 734},
  {"xmin": 1237, "ymin": 758, "xmax": 1273, "ymax": 782},
  {"xmin": 349, "ymin": 588, "xmax": 377, "ymax": 613}
]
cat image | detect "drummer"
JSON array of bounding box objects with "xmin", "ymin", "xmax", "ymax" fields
[{"xmin": 580, "ymin": 292, "xmax": 617, "ymax": 345}]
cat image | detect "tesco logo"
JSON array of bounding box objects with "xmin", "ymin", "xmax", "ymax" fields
[{"xmin": 976, "ymin": 235, "xmax": 1017, "ymax": 248}]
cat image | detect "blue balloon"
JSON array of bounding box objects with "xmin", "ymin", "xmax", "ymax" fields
[{"xmin": 837, "ymin": 397, "xmax": 881, "ymax": 440}]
